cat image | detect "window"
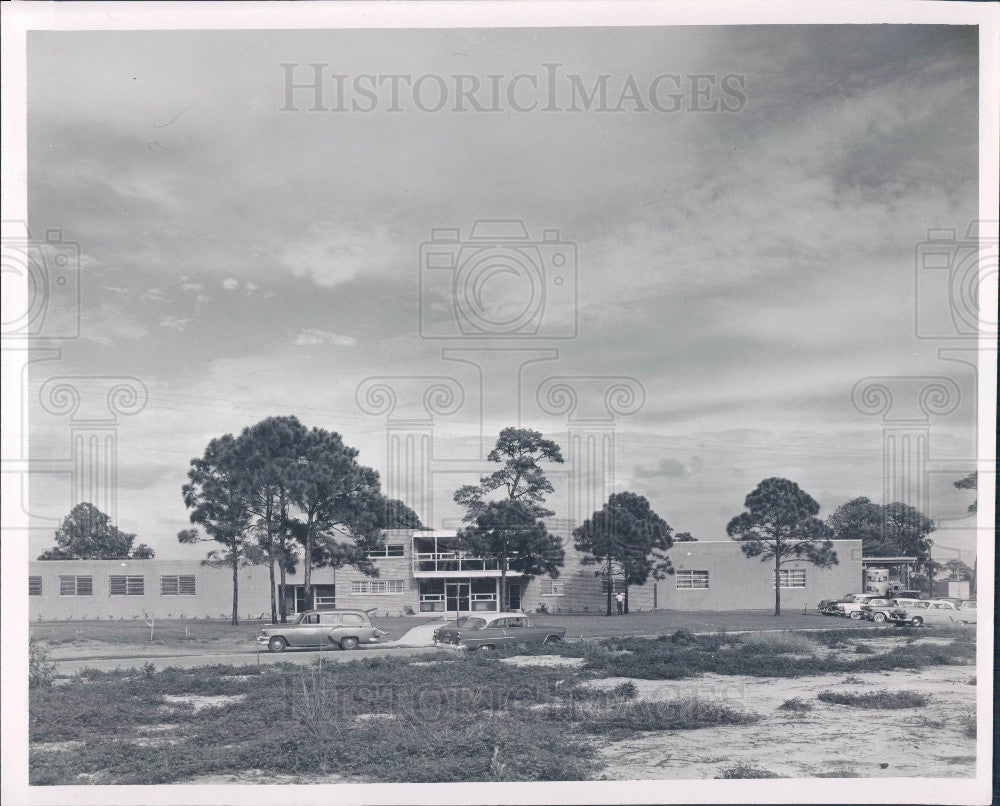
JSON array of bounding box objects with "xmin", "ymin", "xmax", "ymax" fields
[
  {"xmin": 29, "ymin": 576, "xmax": 43, "ymax": 596},
  {"xmin": 539, "ymin": 579, "xmax": 564, "ymax": 596},
  {"xmin": 109, "ymin": 575, "xmax": 145, "ymax": 596},
  {"xmin": 779, "ymin": 569, "xmax": 806, "ymax": 589},
  {"xmin": 161, "ymin": 575, "xmax": 197, "ymax": 596},
  {"xmin": 59, "ymin": 575, "xmax": 93, "ymax": 596},
  {"xmin": 367, "ymin": 544, "xmax": 405, "ymax": 558},
  {"xmin": 351, "ymin": 579, "xmax": 405, "ymax": 595},
  {"xmin": 299, "ymin": 613, "xmax": 320, "ymax": 624},
  {"xmin": 676, "ymin": 571, "xmax": 709, "ymax": 590},
  {"xmin": 341, "ymin": 613, "xmax": 365, "ymax": 626}
]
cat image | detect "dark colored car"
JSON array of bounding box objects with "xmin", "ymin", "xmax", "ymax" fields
[
  {"xmin": 432, "ymin": 613, "xmax": 566, "ymax": 651},
  {"xmin": 257, "ymin": 609, "xmax": 384, "ymax": 652}
]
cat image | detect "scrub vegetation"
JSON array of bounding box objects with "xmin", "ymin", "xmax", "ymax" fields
[{"xmin": 30, "ymin": 627, "xmax": 974, "ymax": 784}]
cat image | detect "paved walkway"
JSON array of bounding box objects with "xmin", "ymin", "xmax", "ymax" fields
[{"xmin": 383, "ymin": 617, "xmax": 447, "ymax": 647}]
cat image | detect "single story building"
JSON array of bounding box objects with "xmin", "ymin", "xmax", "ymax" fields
[{"xmin": 27, "ymin": 530, "xmax": 863, "ymax": 620}]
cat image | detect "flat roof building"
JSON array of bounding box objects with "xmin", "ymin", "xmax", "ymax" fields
[{"xmin": 28, "ymin": 531, "xmax": 863, "ymax": 620}]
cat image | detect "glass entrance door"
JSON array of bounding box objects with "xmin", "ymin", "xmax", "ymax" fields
[{"xmin": 445, "ymin": 581, "xmax": 471, "ymax": 612}]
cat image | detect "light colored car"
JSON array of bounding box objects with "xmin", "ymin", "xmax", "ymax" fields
[
  {"xmin": 432, "ymin": 612, "xmax": 566, "ymax": 651},
  {"xmin": 837, "ymin": 593, "xmax": 883, "ymax": 620},
  {"xmin": 860, "ymin": 598, "xmax": 905, "ymax": 623},
  {"xmin": 897, "ymin": 600, "xmax": 963, "ymax": 627},
  {"xmin": 954, "ymin": 600, "xmax": 977, "ymax": 625},
  {"xmin": 257, "ymin": 609, "xmax": 384, "ymax": 652}
]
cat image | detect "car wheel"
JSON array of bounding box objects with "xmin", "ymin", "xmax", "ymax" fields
[
  {"xmin": 543, "ymin": 635, "xmax": 564, "ymax": 646},
  {"xmin": 849, "ymin": 611, "xmax": 862, "ymax": 620},
  {"xmin": 340, "ymin": 636, "xmax": 359, "ymax": 651},
  {"xmin": 873, "ymin": 612, "xmax": 887, "ymax": 623},
  {"xmin": 910, "ymin": 616, "xmax": 923, "ymax": 627},
  {"xmin": 268, "ymin": 636, "xmax": 287, "ymax": 653}
]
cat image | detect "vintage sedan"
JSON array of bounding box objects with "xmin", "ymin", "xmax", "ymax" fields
[
  {"xmin": 836, "ymin": 593, "xmax": 884, "ymax": 620},
  {"xmin": 257, "ymin": 609, "xmax": 384, "ymax": 652},
  {"xmin": 433, "ymin": 613, "xmax": 566, "ymax": 651},
  {"xmin": 860, "ymin": 598, "xmax": 904, "ymax": 623},
  {"xmin": 896, "ymin": 599, "xmax": 963, "ymax": 627}
]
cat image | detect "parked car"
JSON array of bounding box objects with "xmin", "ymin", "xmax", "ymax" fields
[
  {"xmin": 860, "ymin": 598, "xmax": 904, "ymax": 623},
  {"xmin": 954, "ymin": 600, "xmax": 977, "ymax": 625},
  {"xmin": 433, "ymin": 613, "xmax": 566, "ymax": 651},
  {"xmin": 257, "ymin": 609, "xmax": 384, "ymax": 652},
  {"xmin": 836, "ymin": 593, "xmax": 883, "ymax": 620},
  {"xmin": 896, "ymin": 599, "xmax": 962, "ymax": 627}
]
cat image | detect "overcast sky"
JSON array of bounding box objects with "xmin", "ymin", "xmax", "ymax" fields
[{"xmin": 25, "ymin": 26, "xmax": 981, "ymax": 560}]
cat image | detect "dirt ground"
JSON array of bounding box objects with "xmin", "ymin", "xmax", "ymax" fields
[{"xmin": 582, "ymin": 663, "xmax": 976, "ymax": 779}]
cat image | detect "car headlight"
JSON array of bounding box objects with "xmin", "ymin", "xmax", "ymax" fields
[{"xmin": 259, "ymin": 630, "xmax": 269, "ymax": 637}]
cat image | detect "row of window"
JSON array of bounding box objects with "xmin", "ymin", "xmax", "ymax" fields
[
  {"xmin": 32, "ymin": 575, "xmax": 197, "ymax": 597},
  {"xmin": 541, "ymin": 569, "xmax": 809, "ymax": 595},
  {"xmin": 32, "ymin": 569, "xmax": 811, "ymax": 598},
  {"xmin": 350, "ymin": 579, "xmax": 406, "ymax": 595},
  {"xmin": 366, "ymin": 544, "xmax": 405, "ymax": 558}
]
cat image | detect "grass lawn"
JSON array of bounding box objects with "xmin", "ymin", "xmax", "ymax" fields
[
  {"xmin": 28, "ymin": 626, "xmax": 974, "ymax": 784},
  {"xmin": 30, "ymin": 616, "xmax": 440, "ymax": 654},
  {"xmin": 524, "ymin": 609, "xmax": 879, "ymax": 638}
]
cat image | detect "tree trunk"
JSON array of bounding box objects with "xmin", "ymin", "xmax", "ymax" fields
[
  {"xmin": 774, "ymin": 555, "xmax": 781, "ymax": 617},
  {"xmin": 266, "ymin": 501, "xmax": 277, "ymax": 624},
  {"xmin": 278, "ymin": 561, "xmax": 288, "ymax": 623},
  {"xmin": 268, "ymin": 552, "xmax": 277, "ymax": 624},
  {"xmin": 303, "ymin": 515, "xmax": 314, "ymax": 609},
  {"xmin": 231, "ymin": 544, "xmax": 239, "ymax": 626},
  {"xmin": 606, "ymin": 557, "xmax": 613, "ymax": 616},
  {"xmin": 624, "ymin": 584, "xmax": 630, "ymax": 614},
  {"xmin": 500, "ymin": 556, "xmax": 508, "ymax": 611}
]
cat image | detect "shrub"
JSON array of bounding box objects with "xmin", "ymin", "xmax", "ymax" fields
[
  {"xmin": 670, "ymin": 628, "xmax": 697, "ymax": 645},
  {"xmin": 29, "ymin": 639, "xmax": 56, "ymax": 690},
  {"xmin": 737, "ymin": 631, "xmax": 819, "ymax": 656},
  {"xmin": 817, "ymin": 690, "xmax": 929, "ymax": 709},
  {"xmin": 718, "ymin": 763, "xmax": 784, "ymax": 778},
  {"xmin": 853, "ymin": 643, "xmax": 876, "ymax": 655},
  {"xmin": 960, "ymin": 708, "xmax": 976, "ymax": 739},
  {"xmin": 778, "ymin": 698, "xmax": 813, "ymax": 712},
  {"xmin": 558, "ymin": 696, "xmax": 759, "ymax": 732}
]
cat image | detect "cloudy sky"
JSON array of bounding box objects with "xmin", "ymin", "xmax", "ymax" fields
[{"xmin": 25, "ymin": 25, "xmax": 982, "ymax": 560}]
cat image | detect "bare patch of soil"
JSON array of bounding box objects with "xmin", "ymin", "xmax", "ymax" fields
[
  {"xmin": 587, "ymin": 663, "xmax": 975, "ymax": 779},
  {"xmin": 500, "ymin": 655, "xmax": 585, "ymax": 668}
]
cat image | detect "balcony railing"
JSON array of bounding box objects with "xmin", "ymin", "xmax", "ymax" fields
[{"xmin": 412, "ymin": 552, "xmax": 500, "ymax": 573}]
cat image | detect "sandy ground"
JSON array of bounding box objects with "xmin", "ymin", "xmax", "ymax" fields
[{"xmin": 582, "ymin": 663, "xmax": 976, "ymax": 779}]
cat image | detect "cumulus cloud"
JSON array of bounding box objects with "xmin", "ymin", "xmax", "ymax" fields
[
  {"xmin": 634, "ymin": 456, "xmax": 705, "ymax": 480},
  {"xmin": 292, "ymin": 329, "xmax": 356, "ymax": 347}
]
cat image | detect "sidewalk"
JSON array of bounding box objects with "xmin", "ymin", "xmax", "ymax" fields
[{"xmin": 382, "ymin": 617, "xmax": 447, "ymax": 647}]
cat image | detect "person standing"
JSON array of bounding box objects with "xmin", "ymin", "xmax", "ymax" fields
[{"xmin": 615, "ymin": 591, "xmax": 625, "ymax": 615}]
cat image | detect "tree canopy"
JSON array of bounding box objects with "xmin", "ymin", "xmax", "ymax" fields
[
  {"xmin": 827, "ymin": 497, "xmax": 935, "ymax": 564},
  {"xmin": 573, "ymin": 491, "xmax": 674, "ymax": 615},
  {"xmin": 727, "ymin": 477, "xmax": 837, "ymax": 616},
  {"xmin": 38, "ymin": 502, "xmax": 155, "ymax": 560},
  {"xmin": 456, "ymin": 498, "xmax": 564, "ymax": 610},
  {"xmin": 453, "ymin": 428, "xmax": 565, "ymax": 608}
]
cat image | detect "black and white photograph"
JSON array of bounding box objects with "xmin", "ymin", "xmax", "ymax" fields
[{"xmin": 1, "ymin": 3, "xmax": 997, "ymax": 805}]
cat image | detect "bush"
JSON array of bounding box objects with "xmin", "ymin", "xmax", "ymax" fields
[
  {"xmin": 558, "ymin": 697, "xmax": 759, "ymax": 732},
  {"xmin": 960, "ymin": 708, "xmax": 976, "ymax": 739},
  {"xmin": 670, "ymin": 628, "xmax": 697, "ymax": 645},
  {"xmin": 718, "ymin": 763, "xmax": 784, "ymax": 778},
  {"xmin": 817, "ymin": 690, "xmax": 930, "ymax": 709},
  {"xmin": 737, "ymin": 631, "xmax": 819, "ymax": 656},
  {"xmin": 29, "ymin": 639, "xmax": 56, "ymax": 690},
  {"xmin": 778, "ymin": 698, "xmax": 813, "ymax": 712},
  {"xmin": 853, "ymin": 643, "xmax": 876, "ymax": 655}
]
